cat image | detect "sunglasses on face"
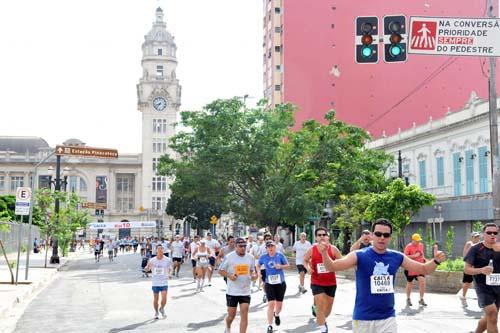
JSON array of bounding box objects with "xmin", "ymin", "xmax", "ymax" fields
[
  {"xmin": 237, "ymin": 244, "xmax": 247, "ymax": 248},
  {"xmin": 316, "ymin": 233, "xmax": 328, "ymax": 237},
  {"xmin": 485, "ymin": 231, "xmax": 499, "ymax": 236},
  {"xmin": 373, "ymin": 231, "xmax": 392, "ymax": 238}
]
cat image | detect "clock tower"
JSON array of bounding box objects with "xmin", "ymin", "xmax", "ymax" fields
[{"xmin": 137, "ymin": 7, "xmax": 181, "ymax": 220}]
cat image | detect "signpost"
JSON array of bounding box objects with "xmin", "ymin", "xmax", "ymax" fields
[
  {"xmin": 14, "ymin": 187, "xmax": 31, "ymax": 284},
  {"xmin": 408, "ymin": 16, "xmax": 500, "ymax": 56},
  {"xmin": 55, "ymin": 145, "xmax": 118, "ymax": 158}
]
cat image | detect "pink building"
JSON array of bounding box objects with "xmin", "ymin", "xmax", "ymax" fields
[{"xmin": 263, "ymin": 0, "xmax": 500, "ymax": 137}]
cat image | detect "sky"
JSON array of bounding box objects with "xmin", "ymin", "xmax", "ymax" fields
[{"xmin": 0, "ymin": 0, "xmax": 263, "ymax": 153}]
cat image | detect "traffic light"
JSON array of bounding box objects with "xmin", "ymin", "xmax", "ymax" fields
[
  {"xmin": 383, "ymin": 15, "xmax": 407, "ymax": 63},
  {"xmin": 355, "ymin": 16, "xmax": 379, "ymax": 64}
]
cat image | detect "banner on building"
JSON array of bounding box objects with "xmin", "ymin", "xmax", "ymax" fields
[
  {"xmin": 95, "ymin": 176, "xmax": 108, "ymax": 204},
  {"xmin": 88, "ymin": 221, "xmax": 157, "ymax": 229}
]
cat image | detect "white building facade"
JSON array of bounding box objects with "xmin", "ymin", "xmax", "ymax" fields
[
  {"xmin": 368, "ymin": 92, "xmax": 500, "ymax": 255},
  {"xmin": 0, "ymin": 8, "xmax": 181, "ymax": 240}
]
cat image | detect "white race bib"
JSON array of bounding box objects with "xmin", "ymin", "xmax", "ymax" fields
[
  {"xmin": 370, "ymin": 275, "xmax": 394, "ymax": 294},
  {"xmin": 199, "ymin": 257, "xmax": 208, "ymax": 264},
  {"xmin": 153, "ymin": 267, "xmax": 165, "ymax": 276},
  {"xmin": 268, "ymin": 274, "xmax": 282, "ymax": 285},
  {"xmin": 317, "ymin": 263, "xmax": 328, "ymax": 274},
  {"xmin": 486, "ymin": 273, "xmax": 500, "ymax": 286}
]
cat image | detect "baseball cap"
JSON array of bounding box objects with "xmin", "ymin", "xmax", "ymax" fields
[
  {"xmin": 206, "ymin": 232, "xmax": 212, "ymax": 236},
  {"xmin": 471, "ymin": 232, "xmax": 480, "ymax": 237},
  {"xmin": 235, "ymin": 237, "xmax": 246, "ymax": 245},
  {"xmin": 266, "ymin": 241, "xmax": 276, "ymax": 248},
  {"xmin": 411, "ymin": 233, "xmax": 422, "ymax": 241}
]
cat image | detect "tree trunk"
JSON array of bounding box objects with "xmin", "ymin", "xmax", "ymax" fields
[{"xmin": 0, "ymin": 240, "xmax": 14, "ymax": 284}]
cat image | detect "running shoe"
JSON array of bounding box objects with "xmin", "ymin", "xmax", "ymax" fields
[
  {"xmin": 406, "ymin": 298, "xmax": 412, "ymax": 307},
  {"xmin": 262, "ymin": 294, "xmax": 267, "ymax": 303},
  {"xmin": 419, "ymin": 299, "xmax": 428, "ymax": 306},
  {"xmin": 301, "ymin": 286, "xmax": 307, "ymax": 294},
  {"xmin": 224, "ymin": 327, "xmax": 231, "ymax": 333},
  {"xmin": 159, "ymin": 307, "xmax": 166, "ymax": 318},
  {"xmin": 267, "ymin": 325, "xmax": 273, "ymax": 333},
  {"xmin": 274, "ymin": 313, "xmax": 281, "ymax": 326},
  {"xmin": 311, "ymin": 304, "xmax": 317, "ymax": 317},
  {"xmin": 154, "ymin": 311, "xmax": 159, "ymax": 320}
]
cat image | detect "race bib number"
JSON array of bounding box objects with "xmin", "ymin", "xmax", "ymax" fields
[
  {"xmin": 317, "ymin": 263, "xmax": 328, "ymax": 274},
  {"xmin": 235, "ymin": 264, "xmax": 250, "ymax": 275},
  {"xmin": 268, "ymin": 274, "xmax": 282, "ymax": 285},
  {"xmin": 153, "ymin": 267, "xmax": 165, "ymax": 276},
  {"xmin": 199, "ymin": 257, "xmax": 208, "ymax": 264},
  {"xmin": 486, "ymin": 273, "xmax": 500, "ymax": 286},
  {"xmin": 370, "ymin": 275, "xmax": 394, "ymax": 294}
]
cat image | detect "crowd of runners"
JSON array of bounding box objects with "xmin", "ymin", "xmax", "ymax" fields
[{"xmin": 84, "ymin": 218, "xmax": 500, "ymax": 333}]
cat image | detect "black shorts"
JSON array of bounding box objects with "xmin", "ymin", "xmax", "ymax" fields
[
  {"xmin": 476, "ymin": 283, "xmax": 500, "ymax": 309},
  {"xmin": 172, "ymin": 257, "xmax": 182, "ymax": 263},
  {"xmin": 260, "ymin": 268, "xmax": 267, "ymax": 282},
  {"xmin": 463, "ymin": 273, "xmax": 474, "ymax": 283},
  {"xmin": 265, "ymin": 282, "xmax": 287, "ymax": 302},
  {"xmin": 191, "ymin": 259, "xmax": 197, "ymax": 268},
  {"xmin": 311, "ymin": 284, "xmax": 337, "ymax": 298},
  {"xmin": 209, "ymin": 256, "xmax": 216, "ymax": 266},
  {"xmin": 297, "ymin": 264, "xmax": 307, "ymax": 274},
  {"xmin": 226, "ymin": 295, "xmax": 251, "ymax": 307},
  {"xmin": 404, "ymin": 270, "xmax": 425, "ymax": 282}
]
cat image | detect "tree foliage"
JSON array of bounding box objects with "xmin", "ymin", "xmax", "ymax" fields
[{"xmin": 365, "ymin": 178, "xmax": 436, "ymax": 249}]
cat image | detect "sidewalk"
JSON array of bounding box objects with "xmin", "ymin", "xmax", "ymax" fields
[{"xmin": 0, "ymin": 247, "xmax": 88, "ymax": 321}]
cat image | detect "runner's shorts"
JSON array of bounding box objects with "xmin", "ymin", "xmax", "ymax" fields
[
  {"xmin": 196, "ymin": 261, "xmax": 209, "ymax": 268},
  {"xmin": 191, "ymin": 259, "xmax": 197, "ymax": 268},
  {"xmin": 265, "ymin": 282, "xmax": 287, "ymax": 302},
  {"xmin": 311, "ymin": 284, "xmax": 337, "ymax": 298},
  {"xmin": 475, "ymin": 283, "xmax": 500, "ymax": 309},
  {"xmin": 463, "ymin": 273, "xmax": 473, "ymax": 283},
  {"xmin": 209, "ymin": 256, "xmax": 216, "ymax": 266},
  {"xmin": 172, "ymin": 257, "xmax": 182, "ymax": 263},
  {"xmin": 152, "ymin": 285, "xmax": 168, "ymax": 293},
  {"xmin": 296, "ymin": 264, "xmax": 307, "ymax": 274},
  {"xmin": 226, "ymin": 295, "xmax": 251, "ymax": 307},
  {"xmin": 353, "ymin": 317, "xmax": 398, "ymax": 333},
  {"xmin": 404, "ymin": 270, "xmax": 425, "ymax": 282}
]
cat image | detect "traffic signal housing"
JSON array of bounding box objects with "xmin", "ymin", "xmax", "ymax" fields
[
  {"xmin": 383, "ymin": 15, "xmax": 407, "ymax": 63},
  {"xmin": 355, "ymin": 16, "xmax": 379, "ymax": 64}
]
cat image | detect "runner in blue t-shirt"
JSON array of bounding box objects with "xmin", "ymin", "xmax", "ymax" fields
[
  {"xmin": 257, "ymin": 241, "xmax": 289, "ymax": 333},
  {"xmin": 317, "ymin": 218, "xmax": 446, "ymax": 333}
]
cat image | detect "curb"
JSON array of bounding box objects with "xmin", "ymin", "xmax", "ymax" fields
[{"xmin": 0, "ymin": 256, "xmax": 73, "ymax": 320}]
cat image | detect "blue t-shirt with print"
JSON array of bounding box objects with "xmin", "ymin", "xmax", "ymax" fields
[
  {"xmin": 258, "ymin": 253, "xmax": 288, "ymax": 284},
  {"xmin": 353, "ymin": 247, "xmax": 404, "ymax": 321}
]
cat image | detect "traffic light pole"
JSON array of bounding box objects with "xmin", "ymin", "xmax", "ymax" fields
[{"xmin": 487, "ymin": 0, "xmax": 500, "ymax": 224}]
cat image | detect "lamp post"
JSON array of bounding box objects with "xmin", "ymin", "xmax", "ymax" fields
[{"xmin": 48, "ymin": 155, "xmax": 69, "ymax": 264}]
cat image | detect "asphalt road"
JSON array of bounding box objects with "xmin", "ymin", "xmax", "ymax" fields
[{"xmin": 10, "ymin": 251, "xmax": 484, "ymax": 333}]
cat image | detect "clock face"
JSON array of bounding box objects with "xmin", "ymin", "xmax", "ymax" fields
[{"xmin": 153, "ymin": 97, "xmax": 167, "ymax": 111}]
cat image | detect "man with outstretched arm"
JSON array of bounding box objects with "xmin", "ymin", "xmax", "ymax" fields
[{"xmin": 317, "ymin": 218, "xmax": 445, "ymax": 333}]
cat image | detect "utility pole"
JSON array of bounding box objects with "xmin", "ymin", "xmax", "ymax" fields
[{"xmin": 488, "ymin": 0, "xmax": 500, "ymax": 224}]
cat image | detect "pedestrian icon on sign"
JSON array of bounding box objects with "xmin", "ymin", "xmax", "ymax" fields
[{"xmin": 411, "ymin": 21, "xmax": 437, "ymax": 50}]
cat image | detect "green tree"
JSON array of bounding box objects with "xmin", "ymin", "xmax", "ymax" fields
[
  {"xmin": 333, "ymin": 193, "xmax": 371, "ymax": 252},
  {"xmin": 365, "ymin": 178, "xmax": 436, "ymax": 250},
  {"xmin": 0, "ymin": 195, "xmax": 16, "ymax": 226}
]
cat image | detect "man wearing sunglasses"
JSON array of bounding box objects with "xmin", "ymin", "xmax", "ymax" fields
[
  {"xmin": 318, "ymin": 218, "xmax": 445, "ymax": 333},
  {"xmin": 303, "ymin": 227, "xmax": 342, "ymax": 333},
  {"xmin": 219, "ymin": 237, "xmax": 258, "ymax": 333},
  {"xmin": 464, "ymin": 223, "xmax": 500, "ymax": 333}
]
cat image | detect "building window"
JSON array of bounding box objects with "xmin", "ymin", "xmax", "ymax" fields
[
  {"xmin": 10, "ymin": 176, "xmax": 24, "ymax": 191},
  {"xmin": 116, "ymin": 174, "xmax": 135, "ymax": 212},
  {"xmin": 80, "ymin": 178, "xmax": 87, "ymax": 192},
  {"xmin": 156, "ymin": 65, "xmax": 163, "ymax": 77},
  {"xmin": 152, "ymin": 176, "xmax": 166, "ymax": 192},
  {"xmin": 276, "ymin": 65, "xmax": 281, "ymax": 71},
  {"xmin": 0, "ymin": 176, "xmax": 4, "ymax": 191},
  {"xmin": 38, "ymin": 175, "xmax": 50, "ymax": 189},
  {"xmin": 69, "ymin": 176, "xmax": 78, "ymax": 192},
  {"xmin": 274, "ymin": 7, "xmax": 281, "ymax": 14},
  {"xmin": 153, "ymin": 119, "xmax": 167, "ymax": 134},
  {"xmin": 153, "ymin": 139, "xmax": 167, "ymax": 153},
  {"xmin": 479, "ymin": 146, "xmax": 488, "ymax": 193},
  {"xmin": 153, "ymin": 158, "xmax": 159, "ymax": 173},
  {"xmin": 275, "ymin": 85, "xmax": 281, "ymax": 91},
  {"xmin": 465, "ymin": 149, "xmax": 474, "ymax": 195},
  {"xmin": 418, "ymin": 160, "xmax": 426, "ymax": 188},
  {"xmin": 275, "ymin": 46, "xmax": 281, "ymax": 52},
  {"xmin": 158, "ymin": 48, "xmax": 163, "ymax": 56},
  {"xmin": 453, "ymin": 152, "xmax": 462, "ymax": 196},
  {"xmin": 436, "ymin": 157, "xmax": 445, "ymax": 186},
  {"xmin": 152, "ymin": 196, "xmax": 164, "ymax": 211},
  {"xmin": 275, "ymin": 27, "xmax": 281, "ymax": 33}
]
